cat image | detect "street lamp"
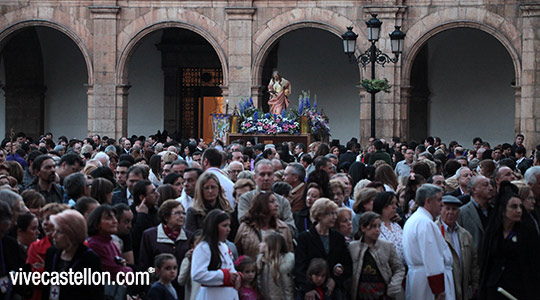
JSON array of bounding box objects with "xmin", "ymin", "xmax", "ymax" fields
[{"xmin": 342, "ymin": 14, "xmax": 405, "ymax": 138}]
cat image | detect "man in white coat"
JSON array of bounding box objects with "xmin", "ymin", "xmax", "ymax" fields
[{"xmin": 403, "ymin": 184, "xmax": 455, "ymax": 300}]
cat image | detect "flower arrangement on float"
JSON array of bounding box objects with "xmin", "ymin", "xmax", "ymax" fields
[
  {"xmin": 236, "ymin": 94, "xmax": 329, "ymax": 138},
  {"xmin": 298, "ymin": 91, "xmax": 331, "ymax": 138},
  {"xmin": 238, "ymin": 98, "xmax": 300, "ymax": 135}
]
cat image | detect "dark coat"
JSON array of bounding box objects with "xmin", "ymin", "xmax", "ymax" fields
[
  {"xmin": 146, "ymin": 282, "xmax": 177, "ymax": 300},
  {"xmin": 130, "ymin": 205, "xmax": 159, "ymax": 265},
  {"xmin": 294, "ymin": 207, "xmax": 312, "ymax": 234},
  {"xmin": 139, "ymin": 224, "xmax": 192, "ymax": 300},
  {"xmin": 339, "ymin": 152, "xmax": 356, "ymax": 165},
  {"xmin": 367, "ymin": 150, "xmax": 392, "ymax": 166},
  {"xmin": 294, "ymin": 224, "xmax": 352, "ymax": 295},
  {"xmin": 479, "ymin": 222, "xmax": 540, "ymax": 300},
  {"xmin": 42, "ymin": 244, "xmax": 104, "ymax": 300},
  {"xmin": 0, "ymin": 235, "xmax": 29, "ymax": 300}
]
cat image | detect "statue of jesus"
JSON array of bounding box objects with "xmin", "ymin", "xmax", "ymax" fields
[{"xmin": 267, "ymin": 71, "xmax": 291, "ymax": 115}]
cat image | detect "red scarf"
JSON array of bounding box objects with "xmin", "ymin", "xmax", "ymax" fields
[{"xmin": 163, "ymin": 224, "xmax": 180, "ymax": 241}]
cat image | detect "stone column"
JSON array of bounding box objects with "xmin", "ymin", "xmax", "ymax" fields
[
  {"xmin": 359, "ymin": 6, "xmax": 407, "ymax": 143},
  {"xmin": 89, "ymin": 4, "xmax": 120, "ymax": 138},
  {"xmin": 225, "ymin": 6, "xmax": 256, "ymax": 109},
  {"xmin": 519, "ymin": 4, "xmax": 540, "ymax": 154}
]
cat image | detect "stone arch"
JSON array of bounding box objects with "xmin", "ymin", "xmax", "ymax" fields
[
  {"xmin": 252, "ymin": 8, "xmax": 359, "ymax": 87},
  {"xmin": 117, "ymin": 9, "xmax": 228, "ymax": 86},
  {"xmin": 402, "ymin": 7, "xmax": 521, "ymax": 87},
  {"xmin": 0, "ymin": 9, "xmax": 94, "ymax": 85}
]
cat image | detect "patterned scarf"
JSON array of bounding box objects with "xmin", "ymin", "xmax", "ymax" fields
[{"xmin": 163, "ymin": 224, "xmax": 180, "ymax": 241}]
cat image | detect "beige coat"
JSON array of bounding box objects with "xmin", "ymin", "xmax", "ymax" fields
[
  {"xmin": 436, "ymin": 219, "xmax": 480, "ymax": 300},
  {"xmin": 234, "ymin": 219, "xmax": 294, "ymax": 259},
  {"xmin": 257, "ymin": 252, "xmax": 295, "ymax": 300},
  {"xmin": 348, "ymin": 238, "xmax": 405, "ymax": 300}
]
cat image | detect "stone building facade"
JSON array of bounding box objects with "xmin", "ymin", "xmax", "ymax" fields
[{"xmin": 0, "ymin": 0, "xmax": 538, "ymax": 150}]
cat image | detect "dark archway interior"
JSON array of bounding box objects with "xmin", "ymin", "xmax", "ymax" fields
[
  {"xmin": 409, "ymin": 28, "xmax": 515, "ymax": 146},
  {"xmin": 0, "ymin": 26, "xmax": 87, "ymax": 140}
]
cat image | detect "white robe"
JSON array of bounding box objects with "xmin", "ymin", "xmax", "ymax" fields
[
  {"xmin": 191, "ymin": 241, "xmax": 239, "ymax": 300},
  {"xmin": 403, "ymin": 207, "xmax": 455, "ymax": 300}
]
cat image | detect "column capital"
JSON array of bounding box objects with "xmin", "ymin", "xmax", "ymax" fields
[
  {"xmin": 89, "ymin": 6, "xmax": 120, "ymax": 19},
  {"xmin": 225, "ymin": 7, "xmax": 257, "ymax": 20}
]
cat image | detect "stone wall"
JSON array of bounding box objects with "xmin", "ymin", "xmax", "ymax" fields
[{"xmin": 0, "ymin": 0, "xmax": 538, "ymax": 151}]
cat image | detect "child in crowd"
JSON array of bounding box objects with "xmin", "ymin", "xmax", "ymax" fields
[
  {"xmin": 178, "ymin": 230, "xmax": 202, "ymax": 300},
  {"xmin": 147, "ymin": 253, "xmax": 179, "ymax": 300},
  {"xmin": 235, "ymin": 255, "xmax": 261, "ymax": 300},
  {"xmin": 191, "ymin": 209, "xmax": 241, "ymax": 299},
  {"xmin": 257, "ymin": 232, "xmax": 295, "ymax": 300},
  {"xmin": 304, "ymin": 258, "xmax": 329, "ymax": 300}
]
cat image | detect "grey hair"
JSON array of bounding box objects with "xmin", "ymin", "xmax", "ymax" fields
[
  {"xmin": 325, "ymin": 153, "xmax": 338, "ymax": 160},
  {"xmin": 287, "ymin": 163, "xmax": 306, "ymax": 181},
  {"xmin": 467, "ymin": 175, "xmax": 486, "ymax": 196},
  {"xmin": 525, "ymin": 166, "xmax": 540, "ymax": 185},
  {"xmin": 455, "ymin": 166, "xmax": 470, "ymax": 179},
  {"xmin": 254, "ymin": 159, "xmax": 273, "ymax": 174},
  {"xmin": 237, "ymin": 170, "xmax": 255, "ymax": 182},
  {"xmin": 228, "ymin": 161, "xmax": 244, "ymax": 171},
  {"xmin": 94, "ymin": 152, "xmax": 110, "ymax": 166},
  {"xmin": 0, "ymin": 189, "xmax": 22, "ymax": 209},
  {"xmin": 415, "ymin": 184, "xmax": 443, "ymax": 207}
]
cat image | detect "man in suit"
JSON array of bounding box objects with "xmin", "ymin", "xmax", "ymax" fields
[
  {"xmin": 436, "ymin": 195, "xmax": 480, "ymax": 300},
  {"xmin": 447, "ymin": 167, "xmax": 472, "ymax": 197},
  {"xmin": 339, "ymin": 140, "xmax": 358, "ymax": 165},
  {"xmin": 515, "ymin": 146, "xmax": 532, "ymax": 175},
  {"xmin": 457, "ymin": 176, "xmax": 493, "ymax": 255}
]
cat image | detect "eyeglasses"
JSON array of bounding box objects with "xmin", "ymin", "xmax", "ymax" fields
[{"xmin": 203, "ymin": 186, "xmax": 219, "ymax": 191}]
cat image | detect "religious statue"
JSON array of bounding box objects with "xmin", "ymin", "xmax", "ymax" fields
[{"xmin": 267, "ymin": 71, "xmax": 291, "ymax": 115}]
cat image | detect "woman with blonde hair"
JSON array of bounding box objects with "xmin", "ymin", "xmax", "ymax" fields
[
  {"xmin": 295, "ymin": 198, "xmax": 352, "ymax": 299},
  {"xmin": 185, "ymin": 172, "xmax": 232, "ymax": 233}
]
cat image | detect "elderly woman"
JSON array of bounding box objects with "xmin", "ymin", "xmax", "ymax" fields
[
  {"xmin": 352, "ymin": 187, "xmax": 379, "ymax": 234},
  {"xmin": 335, "ymin": 207, "xmax": 353, "ymax": 243},
  {"xmin": 330, "ymin": 179, "xmax": 347, "ymax": 208},
  {"xmin": 43, "ymin": 209, "xmax": 103, "ymax": 299},
  {"xmin": 349, "ymin": 212, "xmax": 405, "ymax": 300},
  {"xmin": 235, "ymin": 192, "xmax": 293, "ymax": 258},
  {"xmin": 139, "ymin": 199, "xmax": 191, "ymax": 298},
  {"xmin": 87, "ymin": 205, "xmax": 132, "ymax": 278},
  {"xmin": 295, "ymin": 198, "xmax": 352, "ymax": 300},
  {"xmin": 185, "ymin": 172, "xmax": 233, "ymax": 233},
  {"xmin": 479, "ymin": 182, "xmax": 540, "ymax": 300},
  {"xmin": 294, "ymin": 182, "xmax": 323, "ymax": 233},
  {"xmin": 372, "ymin": 191, "xmax": 404, "ymax": 263}
]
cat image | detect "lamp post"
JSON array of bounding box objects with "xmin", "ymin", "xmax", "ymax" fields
[{"xmin": 342, "ymin": 14, "xmax": 405, "ymax": 139}]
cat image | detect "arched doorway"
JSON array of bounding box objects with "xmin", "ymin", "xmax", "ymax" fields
[
  {"xmin": 259, "ymin": 27, "xmax": 359, "ymax": 142},
  {"xmin": 409, "ymin": 28, "xmax": 515, "ymax": 146},
  {"xmin": 127, "ymin": 28, "xmax": 223, "ymax": 141},
  {"xmin": 0, "ymin": 26, "xmax": 88, "ymax": 140}
]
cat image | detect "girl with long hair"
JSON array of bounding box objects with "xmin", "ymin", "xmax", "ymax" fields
[
  {"xmin": 191, "ymin": 209, "xmax": 241, "ymax": 299},
  {"xmin": 257, "ymin": 232, "xmax": 295, "ymax": 300}
]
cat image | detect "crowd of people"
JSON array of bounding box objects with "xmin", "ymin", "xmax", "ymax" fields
[{"xmin": 0, "ymin": 131, "xmax": 539, "ymax": 300}]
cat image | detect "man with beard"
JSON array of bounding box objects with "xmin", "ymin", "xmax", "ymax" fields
[{"xmin": 28, "ymin": 155, "xmax": 63, "ymax": 204}]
